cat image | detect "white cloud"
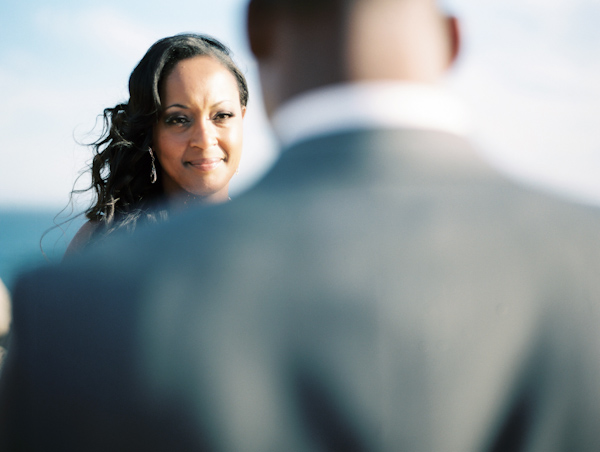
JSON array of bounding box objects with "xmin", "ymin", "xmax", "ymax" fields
[
  {"xmin": 448, "ymin": 53, "xmax": 600, "ymax": 205},
  {"xmin": 33, "ymin": 6, "xmax": 156, "ymax": 61},
  {"xmin": 0, "ymin": 68, "xmax": 95, "ymax": 206},
  {"xmin": 441, "ymin": 0, "xmax": 600, "ymax": 205}
]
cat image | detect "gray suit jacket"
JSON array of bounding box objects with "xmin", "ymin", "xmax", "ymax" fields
[{"xmin": 2, "ymin": 129, "xmax": 600, "ymax": 451}]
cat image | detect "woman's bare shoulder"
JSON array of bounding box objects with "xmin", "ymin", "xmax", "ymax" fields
[{"xmin": 63, "ymin": 220, "xmax": 100, "ymax": 259}]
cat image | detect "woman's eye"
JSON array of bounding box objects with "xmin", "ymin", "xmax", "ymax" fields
[
  {"xmin": 214, "ymin": 112, "xmax": 233, "ymax": 121},
  {"xmin": 165, "ymin": 115, "xmax": 190, "ymax": 126}
]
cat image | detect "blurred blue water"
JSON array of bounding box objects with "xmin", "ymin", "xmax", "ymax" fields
[{"xmin": 0, "ymin": 208, "xmax": 83, "ymax": 292}]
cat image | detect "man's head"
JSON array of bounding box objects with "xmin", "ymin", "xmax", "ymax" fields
[{"xmin": 247, "ymin": 0, "xmax": 460, "ymax": 115}]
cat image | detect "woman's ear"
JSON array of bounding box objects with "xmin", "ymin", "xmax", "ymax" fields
[{"xmin": 247, "ymin": 0, "xmax": 277, "ymax": 59}]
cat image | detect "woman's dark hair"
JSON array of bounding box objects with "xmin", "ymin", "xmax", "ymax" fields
[{"xmin": 82, "ymin": 33, "xmax": 248, "ymax": 236}]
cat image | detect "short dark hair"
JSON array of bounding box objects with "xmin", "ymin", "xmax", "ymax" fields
[{"xmin": 251, "ymin": 0, "xmax": 345, "ymax": 14}]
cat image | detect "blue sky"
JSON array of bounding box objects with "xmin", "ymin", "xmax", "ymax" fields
[{"xmin": 1, "ymin": 0, "xmax": 599, "ymax": 208}]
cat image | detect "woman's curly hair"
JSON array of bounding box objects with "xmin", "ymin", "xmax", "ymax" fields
[{"xmin": 82, "ymin": 33, "xmax": 249, "ymax": 238}]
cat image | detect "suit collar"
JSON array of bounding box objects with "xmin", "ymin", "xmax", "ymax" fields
[{"xmin": 260, "ymin": 129, "xmax": 497, "ymax": 193}]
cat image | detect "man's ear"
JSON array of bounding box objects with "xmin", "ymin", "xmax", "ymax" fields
[
  {"xmin": 446, "ymin": 16, "xmax": 461, "ymax": 67},
  {"xmin": 247, "ymin": 0, "xmax": 276, "ymax": 59}
]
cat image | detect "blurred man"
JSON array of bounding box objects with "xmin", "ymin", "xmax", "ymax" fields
[{"xmin": 2, "ymin": 0, "xmax": 600, "ymax": 450}]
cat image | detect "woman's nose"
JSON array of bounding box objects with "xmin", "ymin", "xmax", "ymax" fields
[{"xmin": 190, "ymin": 120, "xmax": 217, "ymax": 149}]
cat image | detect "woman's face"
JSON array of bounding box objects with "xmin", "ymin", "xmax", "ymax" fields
[{"xmin": 153, "ymin": 55, "xmax": 245, "ymax": 203}]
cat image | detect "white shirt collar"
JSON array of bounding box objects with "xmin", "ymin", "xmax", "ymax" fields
[{"xmin": 271, "ymin": 81, "xmax": 471, "ymax": 149}]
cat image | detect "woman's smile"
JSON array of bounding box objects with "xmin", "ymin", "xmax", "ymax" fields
[{"xmin": 186, "ymin": 157, "xmax": 225, "ymax": 171}]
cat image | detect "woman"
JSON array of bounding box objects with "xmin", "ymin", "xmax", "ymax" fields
[{"xmin": 65, "ymin": 33, "xmax": 248, "ymax": 256}]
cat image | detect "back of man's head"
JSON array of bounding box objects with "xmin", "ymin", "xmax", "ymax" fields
[{"xmin": 247, "ymin": 0, "xmax": 459, "ymax": 113}]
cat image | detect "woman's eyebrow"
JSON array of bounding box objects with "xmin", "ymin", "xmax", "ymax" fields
[{"xmin": 164, "ymin": 103, "xmax": 189, "ymax": 110}]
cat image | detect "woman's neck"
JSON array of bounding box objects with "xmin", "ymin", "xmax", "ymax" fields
[{"xmin": 168, "ymin": 190, "xmax": 230, "ymax": 212}]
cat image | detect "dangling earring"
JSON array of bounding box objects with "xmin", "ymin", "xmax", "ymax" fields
[
  {"xmin": 149, "ymin": 147, "xmax": 157, "ymax": 184},
  {"xmin": 235, "ymin": 167, "xmax": 240, "ymax": 176}
]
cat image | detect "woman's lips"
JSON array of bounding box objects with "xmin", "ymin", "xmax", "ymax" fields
[{"xmin": 187, "ymin": 158, "xmax": 224, "ymax": 171}]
